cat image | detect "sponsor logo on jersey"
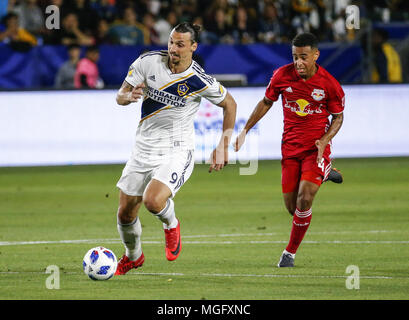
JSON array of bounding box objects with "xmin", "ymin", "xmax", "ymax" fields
[
  {"xmin": 285, "ymin": 86, "xmax": 293, "ymax": 93},
  {"xmin": 145, "ymin": 86, "xmax": 187, "ymax": 108},
  {"xmin": 311, "ymin": 88, "xmax": 325, "ymax": 101},
  {"xmin": 284, "ymin": 97, "xmax": 323, "ymax": 117}
]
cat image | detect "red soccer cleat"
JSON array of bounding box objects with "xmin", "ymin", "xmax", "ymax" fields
[
  {"xmin": 114, "ymin": 253, "xmax": 145, "ymax": 275},
  {"xmin": 164, "ymin": 220, "xmax": 182, "ymax": 261}
]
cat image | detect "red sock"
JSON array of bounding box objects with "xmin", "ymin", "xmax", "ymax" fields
[{"xmin": 285, "ymin": 207, "xmax": 312, "ymax": 254}]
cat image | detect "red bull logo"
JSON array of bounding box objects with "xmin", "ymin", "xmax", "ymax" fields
[
  {"xmin": 311, "ymin": 88, "xmax": 325, "ymax": 101},
  {"xmin": 284, "ymin": 97, "xmax": 322, "ymax": 116}
]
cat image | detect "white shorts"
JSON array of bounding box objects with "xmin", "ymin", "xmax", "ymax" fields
[{"xmin": 116, "ymin": 150, "xmax": 194, "ymax": 198}]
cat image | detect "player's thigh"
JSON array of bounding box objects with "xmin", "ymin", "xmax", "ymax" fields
[
  {"xmin": 301, "ymin": 149, "xmax": 332, "ymax": 184},
  {"xmin": 281, "ymin": 158, "xmax": 301, "ymax": 214},
  {"xmin": 296, "ymin": 152, "xmax": 330, "ymax": 210},
  {"xmin": 143, "ymin": 179, "xmax": 173, "ymax": 213},
  {"xmin": 116, "ymin": 165, "xmax": 153, "ymax": 198},
  {"xmin": 296, "ymin": 179, "xmax": 321, "ymax": 211},
  {"xmin": 152, "ymin": 150, "xmax": 195, "ymax": 199}
]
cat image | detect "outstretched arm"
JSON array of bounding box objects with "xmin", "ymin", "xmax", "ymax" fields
[
  {"xmin": 209, "ymin": 91, "xmax": 237, "ymax": 173},
  {"xmin": 116, "ymin": 80, "xmax": 145, "ymax": 106},
  {"xmin": 315, "ymin": 112, "xmax": 344, "ymax": 163},
  {"xmin": 233, "ymin": 96, "xmax": 274, "ymax": 152}
]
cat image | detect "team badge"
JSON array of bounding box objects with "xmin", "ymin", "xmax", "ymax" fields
[
  {"xmin": 127, "ymin": 67, "xmax": 134, "ymax": 77},
  {"xmin": 177, "ymin": 82, "xmax": 189, "ymax": 96},
  {"xmin": 311, "ymin": 89, "xmax": 325, "ymax": 101}
]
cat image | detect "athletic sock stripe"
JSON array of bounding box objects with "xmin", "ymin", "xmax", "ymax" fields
[
  {"xmin": 118, "ymin": 217, "xmax": 139, "ymax": 226},
  {"xmin": 295, "ymin": 208, "xmax": 312, "ymax": 218},
  {"xmin": 155, "ymin": 199, "xmax": 171, "ymax": 217}
]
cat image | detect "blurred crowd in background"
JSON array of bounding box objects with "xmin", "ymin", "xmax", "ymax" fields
[
  {"xmin": 1, "ymin": 0, "xmax": 408, "ymax": 88},
  {"xmin": 1, "ymin": 0, "xmax": 409, "ymax": 47}
]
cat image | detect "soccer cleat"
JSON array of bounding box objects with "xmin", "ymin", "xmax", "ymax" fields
[
  {"xmin": 164, "ymin": 219, "xmax": 181, "ymax": 261},
  {"xmin": 326, "ymin": 167, "xmax": 343, "ymax": 184},
  {"xmin": 114, "ymin": 252, "xmax": 145, "ymax": 275},
  {"xmin": 277, "ymin": 252, "xmax": 295, "ymax": 267}
]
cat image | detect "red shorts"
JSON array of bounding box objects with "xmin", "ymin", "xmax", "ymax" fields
[{"xmin": 281, "ymin": 149, "xmax": 332, "ymax": 193}]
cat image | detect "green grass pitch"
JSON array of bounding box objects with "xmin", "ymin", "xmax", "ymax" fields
[{"xmin": 0, "ymin": 157, "xmax": 408, "ymax": 300}]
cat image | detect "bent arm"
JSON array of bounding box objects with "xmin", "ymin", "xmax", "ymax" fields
[
  {"xmin": 116, "ymin": 80, "xmax": 145, "ymax": 106},
  {"xmin": 319, "ymin": 112, "xmax": 344, "ymax": 145},
  {"xmin": 208, "ymin": 91, "xmax": 237, "ymax": 172},
  {"xmin": 315, "ymin": 112, "xmax": 344, "ymax": 163},
  {"xmin": 233, "ymin": 96, "xmax": 274, "ymax": 151},
  {"xmin": 242, "ymin": 96, "xmax": 274, "ymax": 134},
  {"xmin": 216, "ymin": 91, "xmax": 237, "ymax": 149}
]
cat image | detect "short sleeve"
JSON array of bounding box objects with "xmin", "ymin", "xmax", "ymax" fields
[
  {"xmin": 125, "ymin": 57, "xmax": 145, "ymax": 87},
  {"xmin": 265, "ymin": 68, "xmax": 282, "ymax": 102},
  {"xmin": 327, "ymin": 81, "xmax": 345, "ymax": 114},
  {"xmin": 200, "ymin": 77, "xmax": 228, "ymax": 105}
]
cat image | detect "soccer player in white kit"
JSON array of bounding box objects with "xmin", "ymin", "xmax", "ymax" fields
[{"xmin": 114, "ymin": 22, "xmax": 237, "ymax": 275}]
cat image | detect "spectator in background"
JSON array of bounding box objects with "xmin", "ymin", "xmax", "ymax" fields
[
  {"xmin": 0, "ymin": 12, "xmax": 37, "ymax": 50},
  {"xmin": 55, "ymin": 43, "xmax": 81, "ymax": 88},
  {"xmin": 232, "ymin": 6, "xmax": 257, "ymax": 44},
  {"xmin": 371, "ymin": 28, "xmax": 402, "ymax": 83},
  {"xmin": 90, "ymin": 0, "xmax": 118, "ymax": 23},
  {"xmin": 45, "ymin": 12, "xmax": 94, "ymax": 46},
  {"xmin": 289, "ymin": 0, "xmax": 314, "ymax": 36},
  {"xmin": 154, "ymin": 9, "xmax": 178, "ymax": 45},
  {"xmin": 94, "ymin": 18, "xmax": 114, "ymax": 45},
  {"xmin": 108, "ymin": 6, "xmax": 148, "ymax": 45},
  {"xmin": 142, "ymin": 12, "xmax": 160, "ymax": 45},
  {"xmin": 13, "ymin": 0, "xmax": 45, "ymax": 37},
  {"xmin": 205, "ymin": 8, "xmax": 234, "ymax": 44},
  {"xmin": 258, "ymin": 2, "xmax": 286, "ymax": 43},
  {"xmin": 74, "ymin": 45, "xmax": 104, "ymax": 88},
  {"xmin": 64, "ymin": 0, "xmax": 99, "ymax": 35},
  {"xmin": 204, "ymin": 0, "xmax": 235, "ymax": 27}
]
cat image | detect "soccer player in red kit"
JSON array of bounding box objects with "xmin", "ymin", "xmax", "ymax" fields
[{"xmin": 233, "ymin": 33, "xmax": 345, "ymax": 267}]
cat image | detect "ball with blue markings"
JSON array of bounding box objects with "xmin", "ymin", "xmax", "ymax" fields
[{"xmin": 83, "ymin": 247, "xmax": 117, "ymax": 280}]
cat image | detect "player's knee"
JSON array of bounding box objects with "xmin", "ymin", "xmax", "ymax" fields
[
  {"xmin": 296, "ymin": 193, "xmax": 314, "ymax": 211},
  {"xmin": 283, "ymin": 200, "xmax": 295, "ymax": 215},
  {"xmin": 117, "ymin": 205, "xmax": 135, "ymax": 224},
  {"xmin": 286, "ymin": 205, "xmax": 295, "ymax": 216},
  {"xmin": 143, "ymin": 195, "xmax": 164, "ymax": 214},
  {"xmin": 117, "ymin": 203, "xmax": 136, "ymax": 224}
]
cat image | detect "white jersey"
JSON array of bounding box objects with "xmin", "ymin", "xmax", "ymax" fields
[{"xmin": 124, "ymin": 50, "xmax": 227, "ymax": 170}]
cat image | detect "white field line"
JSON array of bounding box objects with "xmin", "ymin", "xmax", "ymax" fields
[
  {"xmin": 0, "ymin": 229, "xmax": 408, "ymax": 247},
  {"xmin": 0, "ymin": 230, "xmax": 397, "ymax": 247},
  {"xmin": 0, "ymin": 270, "xmax": 401, "ymax": 280},
  {"xmin": 0, "ymin": 230, "xmax": 398, "ymax": 247}
]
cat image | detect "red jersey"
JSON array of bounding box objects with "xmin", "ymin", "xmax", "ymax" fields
[{"xmin": 265, "ymin": 63, "xmax": 345, "ymax": 158}]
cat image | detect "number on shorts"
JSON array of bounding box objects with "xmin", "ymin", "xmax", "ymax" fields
[
  {"xmin": 169, "ymin": 172, "xmax": 178, "ymax": 184},
  {"xmin": 318, "ymin": 158, "xmax": 325, "ymax": 172}
]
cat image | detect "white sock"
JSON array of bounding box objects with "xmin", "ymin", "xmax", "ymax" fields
[
  {"xmin": 154, "ymin": 198, "xmax": 178, "ymax": 229},
  {"xmin": 117, "ymin": 217, "xmax": 142, "ymax": 261}
]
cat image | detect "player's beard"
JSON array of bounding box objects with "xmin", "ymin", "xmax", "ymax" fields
[{"xmin": 169, "ymin": 53, "xmax": 180, "ymax": 65}]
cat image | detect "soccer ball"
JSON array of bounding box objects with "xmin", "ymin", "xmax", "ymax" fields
[{"xmin": 82, "ymin": 246, "xmax": 117, "ymax": 280}]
